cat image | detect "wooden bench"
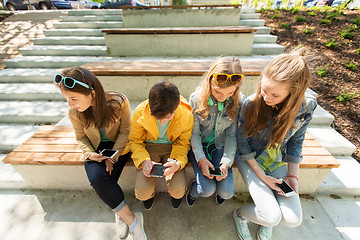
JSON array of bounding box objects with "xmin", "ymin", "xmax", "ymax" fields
[
  {"xmin": 115, "ymin": 4, "xmax": 242, "ymax": 9},
  {"xmin": 102, "ymin": 26, "xmax": 256, "ymax": 57},
  {"xmin": 3, "ymin": 125, "xmax": 340, "ymax": 193}
]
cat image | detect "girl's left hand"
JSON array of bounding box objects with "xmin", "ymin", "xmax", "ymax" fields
[
  {"xmin": 105, "ymin": 159, "xmax": 114, "ymax": 176},
  {"xmin": 285, "ymin": 176, "xmax": 299, "ymax": 193},
  {"xmin": 163, "ymin": 160, "xmax": 181, "ymax": 177},
  {"xmin": 215, "ymin": 164, "xmax": 229, "ymax": 181}
]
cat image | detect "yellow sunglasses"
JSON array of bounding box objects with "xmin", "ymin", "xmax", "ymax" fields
[{"xmin": 212, "ymin": 73, "xmax": 244, "ymax": 85}]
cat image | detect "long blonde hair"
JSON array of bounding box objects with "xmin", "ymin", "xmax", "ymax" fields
[
  {"xmin": 195, "ymin": 56, "xmax": 243, "ymax": 121},
  {"xmin": 244, "ymin": 50, "xmax": 311, "ymax": 147}
]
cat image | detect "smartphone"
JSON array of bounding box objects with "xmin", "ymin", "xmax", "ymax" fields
[
  {"xmin": 276, "ymin": 180, "xmax": 296, "ymax": 197},
  {"xmin": 209, "ymin": 168, "xmax": 223, "ymax": 177},
  {"xmin": 150, "ymin": 164, "xmax": 165, "ymax": 177},
  {"xmin": 100, "ymin": 149, "xmax": 118, "ymax": 160}
]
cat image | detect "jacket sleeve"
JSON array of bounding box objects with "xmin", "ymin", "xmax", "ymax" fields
[
  {"xmin": 129, "ymin": 106, "xmax": 151, "ymax": 169},
  {"xmin": 170, "ymin": 111, "xmax": 194, "ymax": 169},
  {"xmin": 285, "ymin": 99, "xmax": 317, "ymax": 164},
  {"xmin": 112, "ymin": 97, "xmax": 131, "ymax": 161},
  {"xmin": 189, "ymin": 94, "xmax": 206, "ymax": 163},
  {"xmin": 237, "ymin": 98, "xmax": 257, "ymax": 161},
  {"xmin": 220, "ymin": 118, "xmax": 237, "ymax": 167},
  {"xmin": 68, "ymin": 109, "xmax": 95, "ymax": 161}
]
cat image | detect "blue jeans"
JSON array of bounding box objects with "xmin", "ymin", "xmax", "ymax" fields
[
  {"xmin": 188, "ymin": 144, "xmax": 234, "ymax": 199},
  {"xmin": 84, "ymin": 141, "xmax": 130, "ymax": 212}
]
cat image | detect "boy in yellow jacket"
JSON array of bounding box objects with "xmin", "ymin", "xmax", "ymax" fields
[{"xmin": 130, "ymin": 81, "xmax": 194, "ymax": 209}]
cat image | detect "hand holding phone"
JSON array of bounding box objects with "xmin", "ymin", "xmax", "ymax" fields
[
  {"xmin": 276, "ymin": 180, "xmax": 296, "ymax": 197},
  {"xmin": 100, "ymin": 149, "xmax": 118, "ymax": 161},
  {"xmin": 209, "ymin": 167, "xmax": 224, "ymax": 177}
]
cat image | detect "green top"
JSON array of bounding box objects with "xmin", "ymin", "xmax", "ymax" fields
[
  {"xmin": 147, "ymin": 120, "xmax": 171, "ymax": 144},
  {"xmin": 256, "ymin": 143, "xmax": 287, "ymax": 172},
  {"xmin": 99, "ymin": 127, "xmax": 111, "ymax": 142}
]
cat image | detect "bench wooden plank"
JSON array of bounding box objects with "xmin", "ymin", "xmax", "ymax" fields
[
  {"xmin": 2, "ymin": 126, "xmax": 339, "ymax": 169},
  {"xmin": 102, "ymin": 26, "xmax": 257, "ymax": 34},
  {"xmin": 119, "ymin": 4, "xmax": 242, "ymax": 9},
  {"xmin": 81, "ymin": 61, "xmax": 269, "ymax": 77}
]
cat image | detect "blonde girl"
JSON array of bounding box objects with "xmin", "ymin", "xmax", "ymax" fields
[
  {"xmin": 186, "ymin": 56, "xmax": 244, "ymax": 206},
  {"xmin": 233, "ymin": 51, "xmax": 317, "ymax": 240},
  {"xmin": 54, "ymin": 67, "xmax": 146, "ymax": 240}
]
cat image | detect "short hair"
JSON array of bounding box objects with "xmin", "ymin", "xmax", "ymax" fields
[{"xmin": 149, "ymin": 81, "xmax": 180, "ymax": 119}]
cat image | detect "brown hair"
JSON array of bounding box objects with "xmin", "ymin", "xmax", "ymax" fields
[
  {"xmin": 58, "ymin": 67, "xmax": 125, "ymax": 129},
  {"xmin": 195, "ymin": 56, "xmax": 243, "ymax": 121},
  {"xmin": 244, "ymin": 50, "xmax": 311, "ymax": 147},
  {"xmin": 149, "ymin": 81, "xmax": 180, "ymax": 119}
]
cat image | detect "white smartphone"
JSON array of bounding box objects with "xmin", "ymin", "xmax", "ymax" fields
[
  {"xmin": 276, "ymin": 180, "xmax": 296, "ymax": 197},
  {"xmin": 100, "ymin": 149, "xmax": 118, "ymax": 160}
]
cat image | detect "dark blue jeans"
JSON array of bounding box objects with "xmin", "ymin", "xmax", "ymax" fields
[
  {"xmin": 84, "ymin": 141, "xmax": 130, "ymax": 212},
  {"xmin": 188, "ymin": 143, "xmax": 234, "ymax": 199}
]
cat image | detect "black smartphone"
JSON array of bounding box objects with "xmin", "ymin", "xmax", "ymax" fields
[
  {"xmin": 100, "ymin": 149, "xmax": 118, "ymax": 160},
  {"xmin": 150, "ymin": 164, "xmax": 165, "ymax": 177},
  {"xmin": 209, "ymin": 168, "xmax": 223, "ymax": 176},
  {"xmin": 275, "ymin": 180, "xmax": 296, "ymax": 197}
]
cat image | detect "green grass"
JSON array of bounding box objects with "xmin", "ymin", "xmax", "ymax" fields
[
  {"xmin": 320, "ymin": 19, "xmax": 332, "ymax": 25},
  {"xmin": 336, "ymin": 92, "xmax": 360, "ymax": 102},
  {"xmin": 294, "ymin": 16, "xmax": 306, "ymax": 22},
  {"xmin": 271, "ymin": 14, "xmax": 282, "ymax": 19},
  {"xmin": 303, "ymin": 27, "xmax": 314, "ymax": 34},
  {"xmin": 325, "ymin": 40, "xmax": 338, "ymax": 49},
  {"xmin": 291, "ymin": 8, "xmax": 299, "ymax": 14},
  {"xmin": 281, "ymin": 22, "xmax": 291, "ymax": 29},
  {"xmin": 351, "ymin": 17, "xmax": 360, "ymax": 26},
  {"xmin": 308, "ymin": 11, "xmax": 317, "ymax": 16},
  {"xmin": 316, "ymin": 64, "xmax": 329, "ymax": 77},
  {"xmin": 345, "ymin": 61, "xmax": 357, "ymax": 70}
]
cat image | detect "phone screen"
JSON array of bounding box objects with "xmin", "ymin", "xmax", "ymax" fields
[
  {"xmin": 276, "ymin": 181, "xmax": 294, "ymax": 194},
  {"xmin": 209, "ymin": 168, "xmax": 223, "ymax": 176},
  {"xmin": 150, "ymin": 164, "xmax": 165, "ymax": 177},
  {"xmin": 101, "ymin": 149, "xmax": 117, "ymax": 158}
]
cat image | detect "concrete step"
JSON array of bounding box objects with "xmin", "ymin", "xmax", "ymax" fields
[
  {"xmin": 253, "ymin": 26, "xmax": 271, "ymax": 34},
  {"xmin": 0, "ymin": 154, "xmax": 28, "ymax": 188},
  {"xmin": 60, "ymin": 15, "xmax": 122, "ymax": 22},
  {"xmin": 311, "ymin": 105, "xmax": 334, "ymax": 126},
  {"xmin": 44, "ymin": 29, "xmax": 103, "ymax": 37},
  {"xmin": 317, "ymin": 156, "xmax": 360, "ymax": 196},
  {"xmin": 252, "ymin": 43, "xmax": 285, "ymax": 55},
  {"xmin": 4, "ymin": 55, "xmax": 278, "ymax": 69},
  {"xmin": 240, "ymin": 7, "xmax": 256, "ymax": 14},
  {"xmin": 307, "ymin": 126, "xmax": 356, "ymax": 156},
  {"xmin": 240, "ymin": 13, "xmax": 260, "ymax": 20},
  {"xmin": 53, "ymin": 21, "xmax": 124, "ymax": 29},
  {"xmin": 0, "ymin": 101, "xmax": 67, "ymax": 124},
  {"xmin": 0, "ymin": 125, "xmax": 41, "ymax": 152},
  {"xmin": 310, "ymin": 105, "xmax": 334, "ymax": 126},
  {"xmin": 33, "ymin": 36, "xmax": 106, "ymax": 45},
  {"xmin": 239, "ymin": 19, "xmax": 265, "ymax": 27},
  {"xmin": 0, "ymin": 68, "xmax": 61, "ymax": 83},
  {"xmin": 67, "ymin": 9, "xmax": 122, "ymax": 16},
  {"xmin": 20, "ymin": 45, "xmax": 107, "ymax": 56},
  {"xmin": 0, "ymin": 83, "xmax": 64, "ymax": 101},
  {"xmin": 253, "ymin": 34, "xmax": 277, "ymax": 43}
]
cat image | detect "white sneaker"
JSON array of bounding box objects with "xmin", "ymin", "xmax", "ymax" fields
[
  {"xmin": 115, "ymin": 213, "xmax": 128, "ymax": 239},
  {"xmin": 233, "ymin": 210, "xmax": 252, "ymax": 240},
  {"xmin": 257, "ymin": 225, "xmax": 273, "ymax": 240},
  {"xmin": 130, "ymin": 212, "xmax": 147, "ymax": 240}
]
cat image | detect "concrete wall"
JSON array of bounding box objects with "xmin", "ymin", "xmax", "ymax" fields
[
  {"xmin": 105, "ymin": 33, "xmax": 254, "ymax": 57},
  {"xmin": 122, "ymin": 8, "xmax": 241, "ymax": 28},
  {"xmin": 98, "ymin": 75, "xmax": 260, "ymax": 101}
]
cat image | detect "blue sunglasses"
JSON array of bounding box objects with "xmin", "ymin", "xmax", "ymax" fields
[{"xmin": 54, "ymin": 74, "xmax": 93, "ymax": 90}]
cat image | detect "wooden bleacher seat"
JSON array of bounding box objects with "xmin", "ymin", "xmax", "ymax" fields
[
  {"xmin": 2, "ymin": 125, "xmax": 340, "ymax": 169},
  {"xmin": 117, "ymin": 4, "xmax": 242, "ymax": 10}
]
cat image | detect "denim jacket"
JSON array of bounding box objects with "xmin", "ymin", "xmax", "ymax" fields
[
  {"xmin": 237, "ymin": 93, "xmax": 317, "ymax": 164},
  {"xmin": 189, "ymin": 90, "xmax": 245, "ymax": 167}
]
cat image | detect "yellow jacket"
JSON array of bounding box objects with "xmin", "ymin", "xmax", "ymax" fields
[
  {"xmin": 69, "ymin": 94, "xmax": 131, "ymax": 162},
  {"xmin": 129, "ymin": 96, "xmax": 194, "ymax": 169}
]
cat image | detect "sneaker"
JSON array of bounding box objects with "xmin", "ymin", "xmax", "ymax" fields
[
  {"xmin": 143, "ymin": 197, "xmax": 154, "ymax": 210},
  {"xmin": 257, "ymin": 225, "xmax": 273, "ymax": 240},
  {"xmin": 233, "ymin": 209, "xmax": 252, "ymax": 240},
  {"xmin": 215, "ymin": 194, "xmax": 225, "ymax": 205},
  {"xmin": 186, "ymin": 181, "xmax": 197, "ymax": 207},
  {"xmin": 130, "ymin": 212, "xmax": 147, "ymax": 240},
  {"xmin": 171, "ymin": 196, "xmax": 182, "ymax": 209},
  {"xmin": 115, "ymin": 213, "xmax": 128, "ymax": 239}
]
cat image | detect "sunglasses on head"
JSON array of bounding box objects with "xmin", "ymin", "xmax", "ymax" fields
[
  {"xmin": 54, "ymin": 74, "xmax": 92, "ymax": 90},
  {"xmin": 212, "ymin": 73, "xmax": 244, "ymax": 85}
]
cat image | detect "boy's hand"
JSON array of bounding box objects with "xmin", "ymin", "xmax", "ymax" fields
[
  {"xmin": 163, "ymin": 160, "xmax": 180, "ymax": 177},
  {"xmin": 215, "ymin": 163, "xmax": 229, "ymax": 181},
  {"xmin": 199, "ymin": 158, "xmax": 214, "ymax": 179},
  {"xmin": 141, "ymin": 160, "xmax": 153, "ymax": 177}
]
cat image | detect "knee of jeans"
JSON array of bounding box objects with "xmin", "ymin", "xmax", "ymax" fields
[
  {"xmin": 260, "ymin": 208, "xmax": 282, "ymax": 226},
  {"xmin": 88, "ymin": 173, "xmax": 107, "ymax": 188},
  {"xmin": 217, "ymin": 189, "xmax": 234, "ymax": 200},
  {"xmin": 281, "ymin": 215, "xmax": 303, "ymax": 228},
  {"xmin": 199, "ymin": 182, "xmax": 216, "ymax": 198}
]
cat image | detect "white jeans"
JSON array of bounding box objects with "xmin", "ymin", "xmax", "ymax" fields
[{"xmin": 235, "ymin": 157, "xmax": 302, "ymax": 227}]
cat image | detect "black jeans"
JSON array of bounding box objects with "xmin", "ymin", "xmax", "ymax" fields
[{"xmin": 84, "ymin": 141, "xmax": 130, "ymax": 212}]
